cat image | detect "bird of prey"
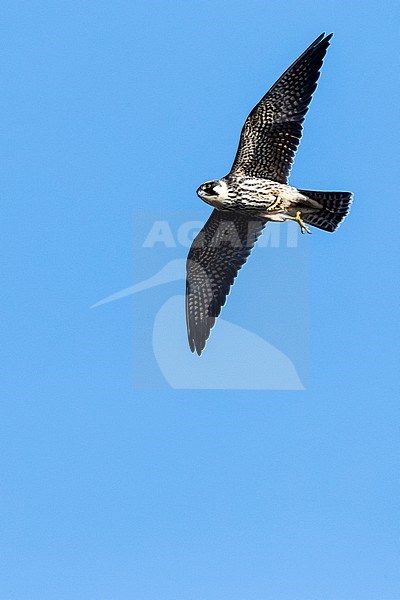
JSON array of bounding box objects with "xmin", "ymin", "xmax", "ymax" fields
[{"xmin": 186, "ymin": 33, "xmax": 352, "ymax": 355}]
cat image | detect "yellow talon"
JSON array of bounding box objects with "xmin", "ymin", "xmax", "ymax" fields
[
  {"xmin": 295, "ymin": 210, "xmax": 311, "ymax": 234},
  {"xmin": 267, "ymin": 196, "xmax": 283, "ymax": 211}
]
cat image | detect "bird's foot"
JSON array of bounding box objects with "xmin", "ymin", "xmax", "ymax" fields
[
  {"xmin": 267, "ymin": 196, "xmax": 284, "ymax": 212},
  {"xmin": 293, "ymin": 211, "xmax": 311, "ymax": 234}
]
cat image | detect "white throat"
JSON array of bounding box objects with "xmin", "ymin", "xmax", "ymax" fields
[{"xmin": 213, "ymin": 180, "xmax": 229, "ymax": 201}]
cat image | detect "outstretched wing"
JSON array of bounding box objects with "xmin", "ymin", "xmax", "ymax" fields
[
  {"xmin": 230, "ymin": 32, "xmax": 333, "ymax": 184},
  {"xmin": 186, "ymin": 209, "xmax": 266, "ymax": 355}
]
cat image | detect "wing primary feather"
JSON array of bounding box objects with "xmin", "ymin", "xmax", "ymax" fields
[{"xmin": 230, "ymin": 33, "xmax": 333, "ymax": 183}]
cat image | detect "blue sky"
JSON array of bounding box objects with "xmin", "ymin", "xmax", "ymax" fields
[{"xmin": 1, "ymin": 1, "xmax": 399, "ymax": 598}]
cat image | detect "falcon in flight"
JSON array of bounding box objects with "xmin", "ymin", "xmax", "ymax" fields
[{"xmin": 186, "ymin": 33, "xmax": 352, "ymax": 355}]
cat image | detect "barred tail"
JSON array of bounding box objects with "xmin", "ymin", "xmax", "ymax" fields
[{"xmin": 298, "ymin": 189, "xmax": 353, "ymax": 232}]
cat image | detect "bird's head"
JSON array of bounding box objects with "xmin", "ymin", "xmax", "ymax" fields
[{"xmin": 196, "ymin": 179, "xmax": 228, "ymax": 207}]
